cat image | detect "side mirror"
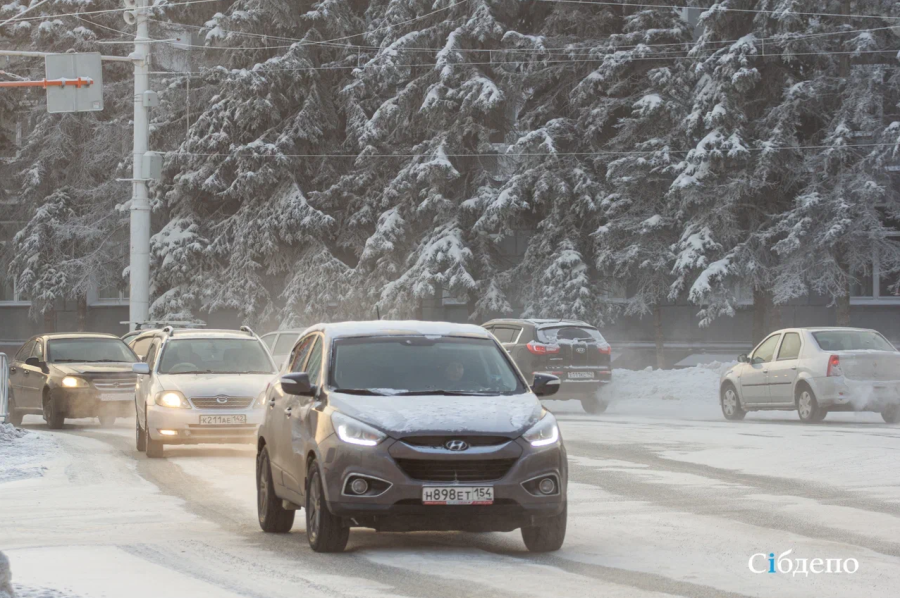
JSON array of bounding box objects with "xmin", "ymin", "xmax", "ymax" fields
[
  {"xmin": 737, "ymin": 354, "xmax": 749, "ymax": 363},
  {"xmin": 281, "ymin": 372, "xmax": 316, "ymax": 396},
  {"xmin": 531, "ymin": 373, "xmax": 560, "ymax": 397},
  {"xmin": 24, "ymin": 357, "xmax": 42, "ymax": 368},
  {"xmin": 132, "ymin": 363, "xmax": 151, "ymax": 375}
]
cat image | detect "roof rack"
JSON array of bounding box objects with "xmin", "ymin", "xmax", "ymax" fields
[{"xmin": 120, "ymin": 320, "xmax": 206, "ymax": 331}]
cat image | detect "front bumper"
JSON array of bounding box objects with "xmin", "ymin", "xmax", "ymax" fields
[
  {"xmin": 51, "ymin": 388, "xmax": 135, "ymax": 418},
  {"xmin": 319, "ymin": 435, "xmax": 567, "ymax": 532},
  {"xmin": 147, "ymin": 405, "xmax": 264, "ymax": 444},
  {"xmin": 810, "ymin": 377, "xmax": 900, "ymax": 411}
]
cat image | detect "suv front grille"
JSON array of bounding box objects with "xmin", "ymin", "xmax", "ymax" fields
[
  {"xmin": 395, "ymin": 458, "xmax": 517, "ymax": 482},
  {"xmin": 91, "ymin": 375, "xmax": 137, "ymax": 390},
  {"xmin": 401, "ymin": 436, "xmax": 511, "ymax": 448},
  {"xmin": 190, "ymin": 396, "xmax": 254, "ymax": 410}
]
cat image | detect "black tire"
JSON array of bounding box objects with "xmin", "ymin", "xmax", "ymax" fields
[
  {"xmin": 521, "ymin": 502, "xmax": 567, "ymax": 552},
  {"xmin": 135, "ymin": 414, "xmax": 147, "ymax": 452},
  {"xmin": 145, "ymin": 410, "xmax": 165, "ymax": 458},
  {"xmin": 98, "ymin": 415, "xmax": 116, "ymax": 428},
  {"xmin": 580, "ymin": 396, "xmax": 608, "ymax": 414},
  {"xmin": 43, "ymin": 392, "xmax": 65, "ymax": 429},
  {"xmin": 306, "ymin": 462, "xmax": 349, "ymax": 553},
  {"xmin": 796, "ymin": 385, "xmax": 823, "ymax": 423},
  {"xmin": 812, "ymin": 409, "xmax": 828, "ymax": 423},
  {"xmin": 882, "ymin": 405, "xmax": 900, "ymax": 424},
  {"xmin": 6, "ymin": 391, "xmax": 24, "ymax": 427},
  {"xmin": 721, "ymin": 383, "xmax": 747, "ymax": 421},
  {"xmin": 257, "ymin": 447, "xmax": 295, "ymax": 533}
]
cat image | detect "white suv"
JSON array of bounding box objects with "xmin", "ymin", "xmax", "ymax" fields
[
  {"xmin": 720, "ymin": 327, "xmax": 900, "ymax": 424},
  {"xmin": 129, "ymin": 327, "xmax": 278, "ymax": 457}
]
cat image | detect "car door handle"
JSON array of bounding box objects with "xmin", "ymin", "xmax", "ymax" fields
[
  {"xmin": 268, "ymin": 398, "xmax": 276, "ymax": 408},
  {"xmin": 762, "ymin": 370, "xmax": 768, "ymax": 374},
  {"xmin": 284, "ymin": 407, "xmax": 293, "ymax": 418},
  {"xmin": 9, "ymin": 367, "xmax": 15, "ymax": 373},
  {"xmin": 22, "ymin": 370, "xmax": 29, "ymax": 376}
]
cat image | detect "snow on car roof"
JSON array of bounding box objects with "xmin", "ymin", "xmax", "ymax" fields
[{"xmin": 310, "ymin": 320, "xmax": 490, "ymax": 339}]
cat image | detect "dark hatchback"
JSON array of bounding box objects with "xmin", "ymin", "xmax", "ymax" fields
[
  {"xmin": 483, "ymin": 319, "xmax": 612, "ymax": 413},
  {"xmin": 256, "ymin": 321, "xmax": 567, "ymax": 553},
  {"xmin": 5, "ymin": 333, "xmax": 140, "ymax": 428}
]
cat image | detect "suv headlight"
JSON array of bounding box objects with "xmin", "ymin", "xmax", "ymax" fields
[
  {"xmin": 62, "ymin": 376, "xmax": 88, "ymax": 388},
  {"xmin": 154, "ymin": 390, "xmax": 191, "ymax": 409},
  {"xmin": 522, "ymin": 413, "xmax": 560, "ymax": 447},
  {"xmin": 332, "ymin": 412, "xmax": 386, "ymax": 447}
]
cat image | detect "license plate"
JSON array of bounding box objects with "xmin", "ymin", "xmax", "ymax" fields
[
  {"xmin": 422, "ymin": 486, "xmax": 494, "ymax": 505},
  {"xmin": 99, "ymin": 392, "xmax": 133, "ymax": 402},
  {"xmin": 199, "ymin": 414, "xmax": 247, "ymax": 425},
  {"xmin": 567, "ymin": 371, "xmax": 595, "ymax": 379}
]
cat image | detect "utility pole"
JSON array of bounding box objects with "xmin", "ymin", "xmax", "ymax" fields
[{"xmin": 129, "ymin": 0, "xmax": 152, "ymax": 330}]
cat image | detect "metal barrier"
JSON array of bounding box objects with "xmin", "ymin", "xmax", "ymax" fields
[{"xmin": 0, "ymin": 352, "xmax": 8, "ymax": 424}]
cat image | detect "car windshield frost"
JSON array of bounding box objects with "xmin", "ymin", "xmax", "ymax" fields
[
  {"xmin": 158, "ymin": 339, "xmax": 276, "ymax": 375},
  {"xmin": 330, "ymin": 336, "xmax": 526, "ymax": 395},
  {"xmin": 48, "ymin": 338, "xmax": 137, "ymax": 363},
  {"xmin": 812, "ymin": 331, "xmax": 896, "ymax": 352}
]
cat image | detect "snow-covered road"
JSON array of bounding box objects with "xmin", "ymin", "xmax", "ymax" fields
[{"xmin": 2, "ymin": 405, "xmax": 899, "ymax": 598}]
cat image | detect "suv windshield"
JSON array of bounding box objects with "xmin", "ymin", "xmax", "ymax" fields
[
  {"xmin": 537, "ymin": 326, "xmax": 606, "ymax": 344},
  {"xmin": 48, "ymin": 338, "xmax": 137, "ymax": 363},
  {"xmin": 330, "ymin": 336, "xmax": 526, "ymax": 395},
  {"xmin": 158, "ymin": 338, "xmax": 276, "ymax": 375},
  {"xmin": 812, "ymin": 330, "xmax": 896, "ymax": 352}
]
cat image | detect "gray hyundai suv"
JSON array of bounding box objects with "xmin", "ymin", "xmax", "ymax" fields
[{"xmin": 255, "ymin": 321, "xmax": 567, "ymax": 553}]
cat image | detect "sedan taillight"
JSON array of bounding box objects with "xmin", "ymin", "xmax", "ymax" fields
[
  {"xmin": 526, "ymin": 341, "xmax": 560, "ymax": 355},
  {"xmin": 826, "ymin": 354, "xmax": 842, "ymax": 377},
  {"xmin": 598, "ymin": 344, "xmax": 612, "ymax": 355}
]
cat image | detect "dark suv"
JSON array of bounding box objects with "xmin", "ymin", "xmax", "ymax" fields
[{"xmin": 482, "ymin": 319, "xmax": 612, "ymax": 413}]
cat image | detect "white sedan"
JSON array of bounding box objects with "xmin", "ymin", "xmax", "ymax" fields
[{"xmin": 720, "ymin": 327, "xmax": 900, "ymax": 423}]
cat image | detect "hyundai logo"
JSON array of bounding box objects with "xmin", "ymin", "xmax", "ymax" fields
[
  {"xmin": 216, "ymin": 396, "xmax": 229, "ymax": 404},
  {"xmin": 445, "ymin": 440, "xmax": 469, "ymax": 452}
]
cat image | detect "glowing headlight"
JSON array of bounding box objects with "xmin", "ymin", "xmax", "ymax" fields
[
  {"xmin": 62, "ymin": 376, "xmax": 86, "ymax": 388},
  {"xmin": 331, "ymin": 412, "xmax": 386, "ymax": 447},
  {"xmin": 155, "ymin": 391, "xmax": 190, "ymax": 409},
  {"xmin": 522, "ymin": 413, "xmax": 560, "ymax": 447}
]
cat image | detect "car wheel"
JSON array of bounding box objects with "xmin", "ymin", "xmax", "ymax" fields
[
  {"xmin": 145, "ymin": 410, "xmax": 165, "ymax": 458},
  {"xmin": 579, "ymin": 396, "xmax": 608, "ymax": 414},
  {"xmin": 797, "ymin": 386, "xmax": 823, "ymax": 423},
  {"xmin": 882, "ymin": 405, "xmax": 900, "ymax": 424},
  {"xmin": 521, "ymin": 502, "xmax": 567, "ymax": 552},
  {"xmin": 98, "ymin": 416, "xmax": 116, "ymax": 428},
  {"xmin": 43, "ymin": 392, "xmax": 65, "ymax": 429},
  {"xmin": 306, "ymin": 462, "xmax": 349, "ymax": 553},
  {"xmin": 811, "ymin": 409, "xmax": 828, "ymax": 423},
  {"xmin": 257, "ymin": 447, "xmax": 295, "ymax": 533},
  {"xmin": 6, "ymin": 391, "xmax": 24, "ymax": 427},
  {"xmin": 135, "ymin": 414, "xmax": 147, "ymax": 452},
  {"xmin": 721, "ymin": 384, "xmax": 746, "ymax": 421}
]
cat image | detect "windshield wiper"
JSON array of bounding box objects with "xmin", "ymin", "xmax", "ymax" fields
[
  {"xmin": 333, "ymin": 388, "xmax": 391, "ymax": 396},
  {"xmin": 166, "ymin": 370, "xmax": 215, "ymax": 375},
  {"xmin": 90, "ymin": 359, "xmax": 131, "ymax": 363},
  {"xmin": 396, "ymin": 390, "xmax": 496, "ymax": 396}
]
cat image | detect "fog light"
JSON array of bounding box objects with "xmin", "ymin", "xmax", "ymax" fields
[
  {"xmin": 538, "ymin": 478, "xmax": 556, "ymax": 495},
  {"xmin": 350, "ymin": 478, "xmax": 369, "ymax": 495},
  {"xmin": 158, "ymin": 430, "xmax": 177, "ymax": 436}
]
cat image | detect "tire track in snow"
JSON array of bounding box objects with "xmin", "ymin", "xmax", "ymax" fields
[{"xmin": 566, "ymin": 440, "xmax": 900, "ymax": 559}]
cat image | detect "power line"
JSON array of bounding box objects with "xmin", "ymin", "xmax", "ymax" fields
[
  {"xmin": 0, "ymin": 0, "xmax": 226, "ymax": 26},
  {"xmin": 144, "ymin": 12, "xmax": 898, "ymax": 56},
  {"xmin": 164, "ymin": 142, "xmax": 900, "ymax": 160},
  {"xmin": 140, "ymin": 47, "xmax": 900, "ymax": 77},
  {"xmin": 532, "ymin": 0, "xmax": 900, "ymax": 21},
  {"xmin": 0, "ymin": 0, "xmax": 50, "ymax": 29}
]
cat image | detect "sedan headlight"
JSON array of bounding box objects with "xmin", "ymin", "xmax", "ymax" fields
[
  {"xmin": 62, "ymin": 376, "xmax": 88, "ymax": 388},
  {"xmin": 523, "ymin": 413, "xmax": 560, "ymax": 447},
  {"xmin": 154, "ymin": 390, "xmax": 191, "ymax": 409},
  {"xmin": 331, "ymin": 412, "xmax": 386, "ymax": 447}
]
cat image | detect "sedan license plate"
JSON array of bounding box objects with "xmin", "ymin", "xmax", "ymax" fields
[
  {"xmin": 199, "ymin": 414, "xmax": 247, "ymax": 425},
  {"xmin": 567, "ymin": 371, "xmax": 595, "ymax": 379},
  {"xmin": 423, "ymin": 486, "xmax": 494, "ymax": 505},
  {"xmin": 99, "ymin": 392, "xmax": 133, "ymax": 402}
]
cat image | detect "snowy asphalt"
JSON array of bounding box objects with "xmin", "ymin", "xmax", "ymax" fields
[{"xmin": 2, "ymin": 406, "xmax": 900, "ymax": 598}]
